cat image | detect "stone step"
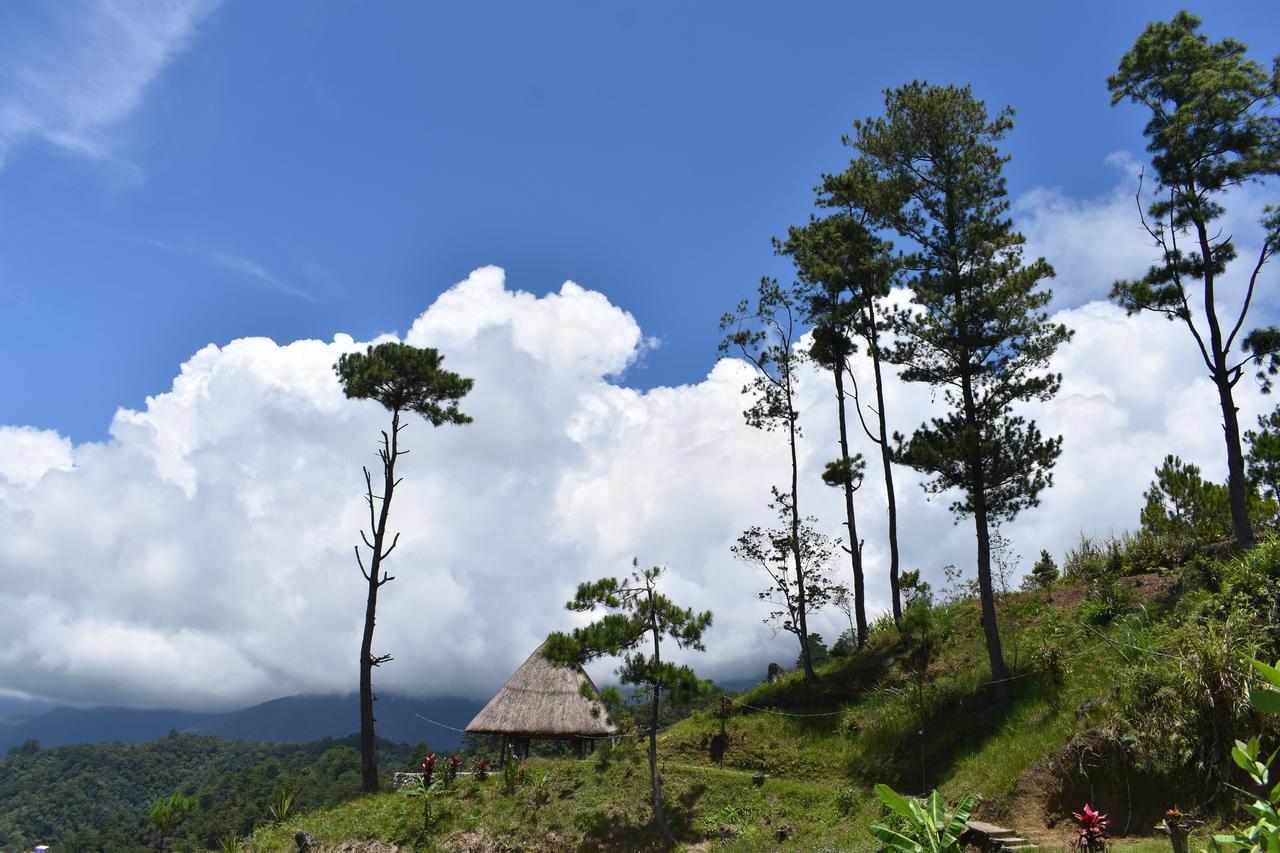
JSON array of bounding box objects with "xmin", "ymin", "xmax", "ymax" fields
[
  {"xmin": 999, "ymin": 837, "xmax": 1029, "ymax": 845},
  {"xmin": 967, "ymin": 821, "xmax": 1014, "ymax": 838}
]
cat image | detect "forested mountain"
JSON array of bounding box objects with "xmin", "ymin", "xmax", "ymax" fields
[{"xmin": 0, "ymin": 733, "xmax": 420, "ymax": 851}]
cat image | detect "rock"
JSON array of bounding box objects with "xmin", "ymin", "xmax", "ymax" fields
[
  {"xmin": 295, "ymin": 830, "xmax": 316, "ymax": 851},
  {"xmin": 392, "ymin": 771, "xmax": 424, "ymax": 789},
  {"xmin": 751, "ymin": 773, "xmax": 767, "ymax": 787},
  {"xmin": 775, "ymin": 826, "xmax": 794, "ymax": 842},
  {"xmin": 766, "ymin": 662, "xmax": 784, "ymax": 683}
]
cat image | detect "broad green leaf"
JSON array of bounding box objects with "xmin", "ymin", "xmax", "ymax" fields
[
  {"xmin": 1252, "ymin": 687, "xmax": 1280, "ymax": 715},
  {"xmin": 942, "ymin": 792, "xmax": 980, "ymax": 844},
  {"xmin": 868, "ymin": 822, "xmax": 926, "ymax": 853},
  {"xmin": 1248, "ymin": 657, "xmax": 1280, "ymax": 690},
  {"xmin": 1236, "ymin": 741, "xmax": 1261, "ymax": 772},
  {"xmin": 874, "ymin": 783, "xmax": 916, "ymax": 821},
  {"xmin": 923, "ymin": 790, "xmax": 945, "ymax": 827},
  {"xmin": 906, "ymin": 800, "xmax": 932, "ymax": 838}
]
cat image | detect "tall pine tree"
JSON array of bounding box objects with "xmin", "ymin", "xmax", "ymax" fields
[
  {"xmin": 843, "ymin": 82, "xmax": 1071, "ymax": 708},
  {"xmin": 779, "ymin": 211, "xmax": 904, "ymax": 634},
  {"xmin": 334, "ymin": 342, "xmax": 473, "ymax": 792},
  {"xmin": 1109, "ymin": 12, "xmax": 1280, "ymax": 550}
]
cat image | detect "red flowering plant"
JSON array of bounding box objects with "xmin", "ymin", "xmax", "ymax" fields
[
  {"xmin": 474, "ymin": 757, "xmax": 489, "ymax": 781},
  {"xmin": 1070, "ymin": 804, "xmax": 1109, "ymax": 852},
  {"xmin": 447, "ymin": 755, "xmax": 462, "ymax": 783},
  {"xmin": 421, "ymin": 752, "xmax": 438, "ymax": 786}
]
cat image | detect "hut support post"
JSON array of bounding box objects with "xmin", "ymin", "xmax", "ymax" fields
[{"xmin": 500, "ymin": 734, "xmax": 509, "ymax": 767}]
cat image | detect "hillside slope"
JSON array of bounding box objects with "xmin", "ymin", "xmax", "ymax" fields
[{"xmin": 243, "ymin": 536, "xmax": 1280, "ymax": 851}]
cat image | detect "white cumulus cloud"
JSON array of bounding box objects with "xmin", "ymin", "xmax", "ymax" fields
[{"xmin": 1, "ymin": 162, "xmax": 1277, "ymax": 711}]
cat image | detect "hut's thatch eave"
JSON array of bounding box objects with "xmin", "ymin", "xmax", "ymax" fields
[{"xmin": 464, "ymin": 643, "xmax": 618, "ymax": 739}]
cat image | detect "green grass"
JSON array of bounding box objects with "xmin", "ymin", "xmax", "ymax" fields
[
  {"xmin": 247, "ymin": 755, "xmax": 867, "ymax": 851},
  {"xmin": 244, "ymin": 578, "xmax": 1251, "ymax": 850}
]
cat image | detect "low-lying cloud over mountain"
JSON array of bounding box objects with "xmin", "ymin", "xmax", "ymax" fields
[{"xmin": 1, "ymin": 166, "xmax": 1275, "ymax": 711}]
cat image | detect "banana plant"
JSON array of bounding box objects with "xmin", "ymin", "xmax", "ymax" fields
[
  {"xmin": 868, "ymin": 783, "xmax": 979, "ymax": 853},
  {"xmin": 1210, "ymin": 656, "xmax": 1280, "ymax": 852}
]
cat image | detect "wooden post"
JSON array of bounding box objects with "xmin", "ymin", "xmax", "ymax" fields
[
  {"xmin": 1159, "ymin": 819, "xmax": 1203, "ymax": 853},
  {"xmin": 500, "ymin": 734, "xmax": 509, "ymax": 767}
]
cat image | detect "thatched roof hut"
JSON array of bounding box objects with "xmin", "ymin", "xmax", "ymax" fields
[{"xmin": 465, "ymin": 643, "xmax": 617, "ymax": 743}]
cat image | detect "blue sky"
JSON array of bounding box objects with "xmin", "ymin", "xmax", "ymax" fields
[
  {"xmin": 1, "ymin": 0, "xmax": 1277, "ymax": 444},
  {"xmin": 3, "ymin": 2, "xmax": 1280, "ymax": 708}
]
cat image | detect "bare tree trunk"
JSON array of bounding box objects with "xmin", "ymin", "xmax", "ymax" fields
[
  {"xmin": 1219, "ymin": 375, "xmax": 1254, "ymax": 548},
  {"xmin": 358, "ymin": 581, "xmax": 380, "ymax": 791},
  {"xmin": 647, "ymin": 586, "xmax": 676, "ymax": 847},
  {"xmin": 1192, "ymin": 212, "xmax": 1255, "ymax": 550},
  {"xmin": 832, "ymin": 366, "xmax": 868, "ymax": 646},
  {"xmin": 867, "ymin": 339, "xmax": 902, "ymax": 628},
  {"xmin": 358, "ymin": 409, "xmax": 402, "ymax": 793},
  {"xmin": 852, "ymin": 302, "xmax": 902, "ymax": 628},
  {"xmin": 973, "ymin": 501, "xmax": 1010, "ymax": 709},
  {"xmin": 787, "ymin": 378, "xmax": 815, "ymax": 682}
]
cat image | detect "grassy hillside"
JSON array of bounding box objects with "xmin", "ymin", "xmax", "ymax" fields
[{"xmin": 238, "ymin": 532, "xmax": 1279, "ymax": 851}]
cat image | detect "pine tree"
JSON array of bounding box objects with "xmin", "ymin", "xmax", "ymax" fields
[
  {"xmin": 334, "ymin": 342, "xmax": 473, "ymax": 792},
  {"xmin": 1025, "ymin": 549, "xmax": 1058, "ymax": 591},
  {"xmin": 544, "ymin": 560, "xmax": 712, "ymax": 847},
  {"xmin": 1109, "ymin": 12, "xmax": 1280, "ymax": 550},
  {"xmin": 1246, "ymin": 406, "xmax": 1280, "ymax": 502},
  {"xmin": 843, "ymin": 82, "xmax": 1072, "ymax": 709},
  {"xmin": 779, "ymin": 211, "xmax": 903, "ymax": 638}
]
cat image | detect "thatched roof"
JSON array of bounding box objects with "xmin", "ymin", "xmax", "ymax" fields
[{"xmin": 465, "ymin": 643, "xmax": 618, "ymax": 738}]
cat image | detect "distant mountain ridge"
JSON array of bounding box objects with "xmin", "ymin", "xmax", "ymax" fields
[{"xmin": 0, "ymin": 693, "xmax": 480, "ymax": 754}]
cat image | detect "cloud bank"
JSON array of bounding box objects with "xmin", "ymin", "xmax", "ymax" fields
[
  {"xmin": 1, "ymin": 156, "xmax": 1276, "ymax": 710},
  {"xmin": 0, "ymin": 248, "xmax": 1273, "ymax": 710}
]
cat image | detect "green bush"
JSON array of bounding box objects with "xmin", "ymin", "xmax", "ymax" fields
[
  {"xmin": 1111, "ymin": 614, "xmax": 1260, "ymax": 792},
  {"xmin": 1080, "ymin": 571, "xmax": 1137, "ymax": 625},
  {"xmin": 833, "ymin": 786, "xmax": 859, "ymax": 817}
]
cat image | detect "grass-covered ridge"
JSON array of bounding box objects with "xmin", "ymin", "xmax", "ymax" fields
[{"xmin": 241, "ymin": 533, "xmax": 1279, "ymax": 851}]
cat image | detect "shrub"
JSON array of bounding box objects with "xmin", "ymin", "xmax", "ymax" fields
[
  {"xmin": 831, "ymin": 629, "xmax": 857, "ymax": 658},
  {"xmin": 267, "ymin": 786, "xmax": 294, "ymax": 824},
  {"xmin": 834, "ymin": 786, "xmax": 859, "ymax": 817},
  {"xmin": 796, "ymin": 634, "xmax": 830, "ymax": 670},
  {"xmin": 501, "ymin": 749, "xmax": 520, "ymax": 794},
  {"xmin": 1112, "ymin": 614, "xmax": 1259, "ymax": 793},
  {"xmin": 1080, "ymin": 571, "xmax": 1136, "ymax": 625}
]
